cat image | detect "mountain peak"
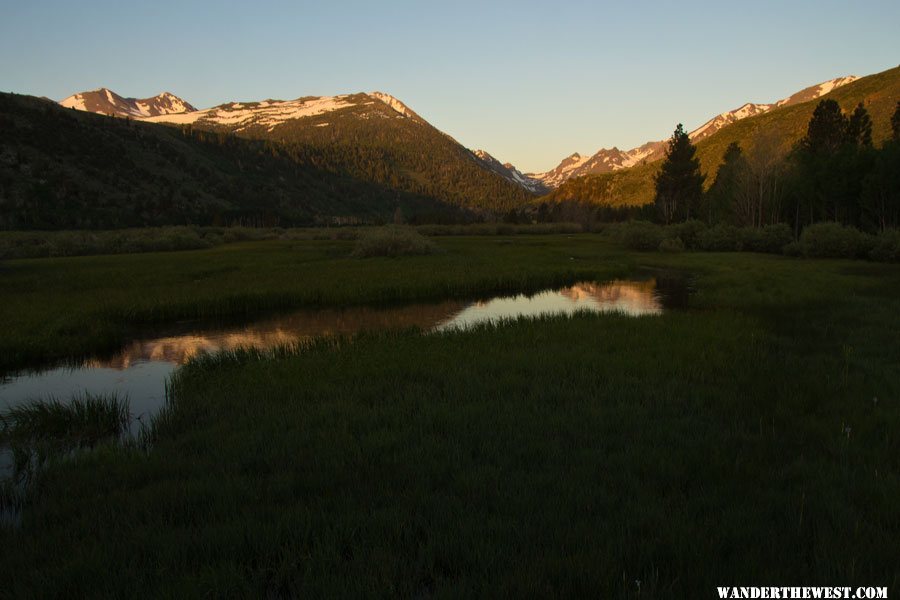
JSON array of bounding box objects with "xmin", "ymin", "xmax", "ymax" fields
[
  {"xmin": 533, "ymin": 72, "xmax": 859, "ymax": 188},
  {"xmin": 368, "ymin": 91, "xmax": 419, "ymax": 119},
  {"xmin": 59, "ymin": 88, "xmax": 196, "ymax": 118}
]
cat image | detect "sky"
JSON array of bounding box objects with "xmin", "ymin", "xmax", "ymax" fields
[{"xmin": 2, "ymin": 0, "xmax": 898, "ymax": 174}]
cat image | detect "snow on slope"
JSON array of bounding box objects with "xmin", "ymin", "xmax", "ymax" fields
[
  {"xmin": 144, "ymin": 95, "xmax": 358, "ymax": 131},
  {"xmin": 369, "ymin": 91, "xmax": 419, "ymax": 119},
  {"xmin": 59, "ymin": 88, "xmax": 196, "ymax": 118},
  {"xmin": 473, "ymin": 149, "xmax": 548, "ymax": 194},
  {"xmin": 532, "ymin": 75, "xmax": 859, "ymax": 189}
]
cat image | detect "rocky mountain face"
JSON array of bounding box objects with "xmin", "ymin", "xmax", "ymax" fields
[
  {"xmin": 60, "ymin": 88, "xmax": 196, "ymax": 118},
  {"xmin": 531, "ymin": 76, "xmax": 859, "ymax": 188},
  {"xmin": 472, "ymin": 150, "xmax": 548, "ymax": 194},
  {"xmin": 54, "ymin": 88, "xmax": 539, "ymax": 208}
]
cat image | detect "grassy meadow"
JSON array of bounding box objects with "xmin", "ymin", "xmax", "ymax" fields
[{"xmin": 1, "ymin": 232, "xmax": 899, "ymax": 596}]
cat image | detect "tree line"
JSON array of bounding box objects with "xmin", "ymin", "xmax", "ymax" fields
[{"xmin": 654, "ymin": 99, "xmax": 900, "ymax": 235}]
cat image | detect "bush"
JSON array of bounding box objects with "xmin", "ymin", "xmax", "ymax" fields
[
  {"xmin": 869, "ymin": 229, "xmax": 900, "ymax": 262},
  {"xmin": 737, "ymin": 224, "xmax": 794, "ymax": 254},
  {"xmin": 611, "ymin": 221, "xmax": 664, "ymax": 251},
  {"xmin": 666, "ymin": 220, "xmax": 706, "ymax": 250},
  {"xmin": 351, "ymin": 226, "xmax": 441, "ymax": 258},
  {"xmin": 782, "ymin": 241, "xmax": 803, "ymax": 257},
  {"xmin": 799, "ymin": 223, "xmax": 875, "ymax": 259},
  {"xmin": 659, "ymin": 237, "xmax": 685, "ymax": 253},
  {"xmin": 697, "ymin": 225, "xmax": 740, "ymax": 252}
]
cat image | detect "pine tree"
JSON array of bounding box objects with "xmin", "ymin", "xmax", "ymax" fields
[
  {"xmin": 705, "ymin": 142, "xmax": 746, "ymax": 224},
  {"xmin": 847, "ymin": 103, "xmax": 873, "ymax": 147},
  {"xmin": 654, "ymin": 124, "xmax": 705, "ymax": 224},
  {"xmin": 892, "ymin": 101, "xmax": 900, "ymax": 142},
  {"xmin": 801, "ymin": 99, "xmax": 848, "ymax": 154}
]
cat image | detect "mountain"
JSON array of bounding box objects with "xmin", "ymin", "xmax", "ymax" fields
[
  {"xmin": 532, "ymin": 76, "xmax": 860, "ymax": 188},
  {"xmin": 544, "ymin": 66, "xmax": 900, "ymax": 207},
  {"xmin": 0, "ymin": 89, "xmax": 533, "ymax": 229},
  {"xmin": 60, "ymin": 88, "xmax": 196, "ymax": 118},
  {"xmin": 472, "ymin": 150, "xmax": 548, "ymax": 194},
  {"xmin": 140, "ymin": 91, "xmax": 535, "ymax": 210}
]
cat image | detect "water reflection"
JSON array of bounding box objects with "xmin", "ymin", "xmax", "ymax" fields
[{"xmin": 0, "ymin": 279, "xmax": 672, "ymax": 426}]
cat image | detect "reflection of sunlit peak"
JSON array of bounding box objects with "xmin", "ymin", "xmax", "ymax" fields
[{"xmin": 557, "ymin": 280, "xmax": 661, "ymax": 315}]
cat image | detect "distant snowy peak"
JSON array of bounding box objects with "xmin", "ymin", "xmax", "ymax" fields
[
  {"xmin": 368, "ymin": 91, "xmax": 420, "ymax": 120},
  {"xmin": 689, "ymin": 75, "xmax": 859, "ymax": 143},
  {"xmin": 526, "ymin": 153, "xmax": 592, "ymax": 188},
  {"xmin": 143, "ymin": 91, "xmax": 429, "ymax": 133},
  {"xmin": 144, "ymin": 95, "xmax": 360, "ymax": 131},
  {"xmin": 775, "ymin": 76, "xmax": 859, "ymax": 108},
  {"xmin": 59, "ymin": 88, "xmax": 196, "ymax": 118},
  {"xmin": 536, "ymin": 74, "xmax": 859, "ymax": 188},
  {"xmin": 473, "ymin": 149, "xmax": 548, "ymax": 194}
]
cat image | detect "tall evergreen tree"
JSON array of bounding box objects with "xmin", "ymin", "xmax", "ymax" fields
[
  {"xmin": 801, "ymin": 99, "xmax": 848, "ymax": 154},
  {"xmin": 654, "ymin": 123, "xmax": 704, "ymax": 224},
  {"xmin": 705, "ymin": 142, "xmax": 746, "ymax": 225},
  {"xmin": 847, "ymin": 103, "xmax": 873, "ymax": 147},
  {"xmin": 892, "ymin": 101, "xmax": 900, "ymax": 142}
]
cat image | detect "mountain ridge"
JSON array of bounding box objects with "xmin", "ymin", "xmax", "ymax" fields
[
  {"xmin": 60, "ymin": 88, "xmax": 196, "ymax": 118},
  {"xmin": 544, "ymin": 66, "xmax": 900, "ymax": 207},
  {"xmin": 529, "ymin": 75, "xmax": 860, "ymax": 188}
]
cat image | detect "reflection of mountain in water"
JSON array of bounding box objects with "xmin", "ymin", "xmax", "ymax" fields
[
  {"xmin": 435, "ymin": 279, "xmax": 662, "ymax": 331},
  {"xmin": 558, "ymin": 280, "xmax": 662, "ymax": 315},
  {"xmin": 81, "ymin": 280, "xmax": 665, "ymax": 370},
  {"xmin": 87, "ymin": 301, "xmax": 466, "ymax": 369}
]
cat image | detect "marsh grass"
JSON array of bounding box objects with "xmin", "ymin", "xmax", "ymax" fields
[
  {"xmin": 1, "ymin": 235, "xmax": 622, "ymax": 372},
  {"xmin": 351, "ymin": 226, "xmax": 442, "ymax": 258},
  {"xmin": 0, "ymin": 393, "xmax": 132, "ymax": 526},
  {"xmin": 1, "ymin": 393, "xmax": 131, "ymax": 475},
  {"xmin": 1, "ymin": 245, "xmax": 898, "ymax": 595}
]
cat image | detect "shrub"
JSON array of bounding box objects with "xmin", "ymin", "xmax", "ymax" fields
[
  {"xmin": 666, "ymin": 220, "xmax": 707, "ymax": 250},
  {"xmin": 782, "ymin": 241, "xmax": 803, "ymax": 257},
  {"xmin": 799, "ymin": 223, "xmax": 875, "ymax": 259},
  {"xmin": 659, "ymin": 237, "xmax": 685, "ymax": 253},
  {"xmin": 737, "ymin": 224, "xmax": 794, "ymax": 254},
  {"xmin": 351, "ymin": 226, "xmax": 441, "ymax": 258},
  {"xmin": 869, "ymin": 229, "xmax": 900, "ymax": 262},
  {"xmin": 697, "ymin": 225, "xmax": 739, "ymax": 252},
  {"xmin": 612, "ymin": 221, "xmax": 664, "ymax": 251}
]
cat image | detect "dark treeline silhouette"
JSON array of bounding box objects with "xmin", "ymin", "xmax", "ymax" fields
[{"xmin": 657, "ymin": 99, "xmax": 900, "ymax": 235}]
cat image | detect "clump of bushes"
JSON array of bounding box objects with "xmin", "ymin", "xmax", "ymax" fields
[
  {"xmin": 696, "ymin": 225, "xmax": 739, "ymax": 251},
  {"xmin": 351, "ymin": 226, "xmax": 441, "ymax": 258},
  {"xmin": 869, "ymin": 230, "xmax": 900, "ymax": 262},
  {"xmin": 737, "ymin": 224, "xmax": 794, "ymax": 254},
  {"xmin": 798, "ymin": 223, "xmax": 875, "ymax": 259},
  {"xmin": 659, "ymin": 237, "xmax": 685, "ymax": 253},
  {"xmin": 667, "ymin": 220, "xmax": 706, "ymax": 250},
  {"xmin": 607, "ymin": 220, "xmax": 665, "ymax": 251},
  {"xmin": 415, "ymin": 223, "xmax": 583, "ymax": 236}
]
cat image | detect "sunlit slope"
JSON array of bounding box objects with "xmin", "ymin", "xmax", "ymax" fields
[{"xmin": 546, "ymin": 65, "xmax": 900, "ymax": 207}]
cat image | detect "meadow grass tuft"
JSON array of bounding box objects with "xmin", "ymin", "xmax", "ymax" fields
[
  {"xmin": 351, "ymin": 226, "xmax": 442, "ymax": 258},
  {"xmin": 1, "ymin": 393, "xmax": 131, "ymax": 474}
]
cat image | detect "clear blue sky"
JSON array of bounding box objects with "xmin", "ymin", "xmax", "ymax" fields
[{"xmin": 2, "ymin": 0, "xmax": 898, "ymax": 173}]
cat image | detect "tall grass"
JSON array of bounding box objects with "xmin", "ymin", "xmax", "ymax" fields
[
  {"xmin": 1, "ymin": 249, "xmax": 898, "ymax": 594},
  {"xmin": 1, "ymin": 393, "xmax": 131, "ymax": 476},
  {"xmin": 0, "ymin": 235, "xmax": 627, "ymax": 373},
  {"xmin": 351, "ymin": 226, "xmax": 442, "ymax": 258}
]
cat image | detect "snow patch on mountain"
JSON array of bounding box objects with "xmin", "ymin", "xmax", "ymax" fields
[
  {"xmin": 59, "ymin": 88, "xmax": 196, "ymax": 118},
  {"xmin": 368, "ymin": 92, "xmax": 418, "ymax": 119},
  {"xmin": 145, "ymin": 95, "xmax": 357, "ymax": 131},
  {"xmin": 534, "ymin": 74, "xmax": 859, "ymax": 189},
  {"xmin": 474, "ymin": 149, "xmax": 548, "ymax": 194}
]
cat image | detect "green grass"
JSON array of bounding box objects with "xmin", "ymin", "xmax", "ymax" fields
[
  {"xmin": 1, "ymin": 393, "xmax": 131, "ymax": 475},
  {"xmin": 1, "ymin": 236, "xmax": 900, "ymax": 596},
  {"xmin": 0, "ymin": 234, "xmax": 630, "ymax": 372}
]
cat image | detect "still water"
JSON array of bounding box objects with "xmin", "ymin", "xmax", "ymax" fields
[{"xmin": 0, "ymin": 278, "xmax": 678, "ymax": 423}]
